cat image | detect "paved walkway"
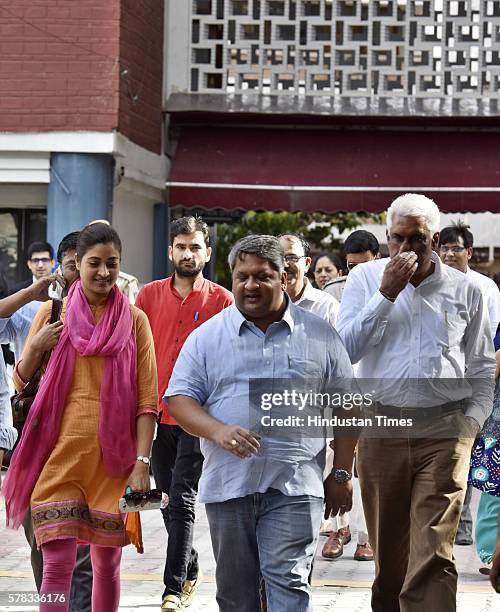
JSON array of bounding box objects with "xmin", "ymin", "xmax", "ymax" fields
[{"xmin": 1, "ymin": 480, "xmax": 499, "ymax": 611}]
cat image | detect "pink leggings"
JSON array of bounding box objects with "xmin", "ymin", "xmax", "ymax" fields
[{"xmin": 39, "ymin": 539, "xmax": 121, "ymax": 612}]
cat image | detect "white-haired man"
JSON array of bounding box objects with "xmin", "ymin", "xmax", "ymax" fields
[{"xmin": 337, "ymin": 193, "xmax": 495, "ymax": 612}]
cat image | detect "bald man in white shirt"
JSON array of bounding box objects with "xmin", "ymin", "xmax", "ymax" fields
[
  {"xmin": 337, "ymin": 194, "xmax": 496, "ymax": 612},
  {"xmin": 279, "ymin": 234, "xmax": 339, "ymax": 327}
]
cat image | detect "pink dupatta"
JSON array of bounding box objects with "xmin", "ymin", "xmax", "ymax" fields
[{"xmin": 3, "ymin": 280, "xmax": 137, "ymax": 529}]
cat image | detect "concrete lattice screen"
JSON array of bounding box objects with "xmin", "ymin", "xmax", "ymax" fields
[{"xmin": 188, "ymin": 0, "xmax": 500, "ymax": 111}]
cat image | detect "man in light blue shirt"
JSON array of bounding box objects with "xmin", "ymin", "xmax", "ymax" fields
[{"xmin": 167, "ymin": 235, "xmax": 356, "ymax": 612}]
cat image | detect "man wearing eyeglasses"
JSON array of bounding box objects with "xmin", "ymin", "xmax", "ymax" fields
[
  {"xmin": 322, "ymin": 229, "xmax": 380, "ymax": 563},
  {"xmin": 438, "ymin": 222, "xmax": 500, "ymax": 548},
  {"xmin": 9, "ymin": 241, "xmax": 55, "ymax": 294},
  {"xmin": 278, "ymin": 234, "xmax": 339, "ymax": 326},
  {"xmin": 438, "ymin": 222, "xmax": 500, "ymax": 337}
]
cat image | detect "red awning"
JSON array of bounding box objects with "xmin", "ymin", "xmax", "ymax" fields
[{"xmin": 167, "ymin": 127, "xmax": 500, "ymax": 213}]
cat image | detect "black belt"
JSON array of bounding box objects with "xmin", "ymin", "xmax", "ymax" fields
[{"xmin": 370, "ymin": 400, "xmax": 466, "ymax": 420}]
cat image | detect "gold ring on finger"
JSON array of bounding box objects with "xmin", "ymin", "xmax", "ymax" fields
[{"xmin": 231, "ymin": 439, "xmax": 238, "ymax": 447}]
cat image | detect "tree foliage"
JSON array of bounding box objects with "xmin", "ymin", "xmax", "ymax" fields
[{"xmin": 215, "ymin": 210, "xmax": 383, "ymax": 287}]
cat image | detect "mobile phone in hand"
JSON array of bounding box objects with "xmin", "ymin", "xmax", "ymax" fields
[{"xmin": 118, "ymin": 488, "xmax": 166, "ymax": 512}]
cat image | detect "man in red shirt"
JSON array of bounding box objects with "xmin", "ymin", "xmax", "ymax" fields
[{"xmin": 136, "ymin": 216, "xmax": 233, "ymax": 611}]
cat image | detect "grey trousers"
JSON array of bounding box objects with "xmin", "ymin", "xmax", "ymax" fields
[
  {"xmin": 22, "ymin": 512, "xmax": 93, "ymax": 612},
  {"xmin": 456, "ymin": 484, "xmax": 473, "ymax": 541}
]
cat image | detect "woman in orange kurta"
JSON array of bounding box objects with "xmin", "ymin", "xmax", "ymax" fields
[{"xmin": 4, "ymin": 223, "xmax": 158, "ymax": 612}]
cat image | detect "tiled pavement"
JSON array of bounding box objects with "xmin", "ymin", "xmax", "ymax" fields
[{"xmin": 1, "ymin": 478, "xmax": 500, "ymax": 611}]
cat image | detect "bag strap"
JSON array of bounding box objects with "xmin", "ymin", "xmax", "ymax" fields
[
  {"xmin": 49, "ymin": 298, "xmax": 63, "ymax": 324},
  {"xmin": 19, "ymin": 299, "xmax": 63, "ymax": 391}
]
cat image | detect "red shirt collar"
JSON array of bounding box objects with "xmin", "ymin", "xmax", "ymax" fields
[{"xmin": 168, "ymin": 274, "xmax": 206, "ymax": 299}]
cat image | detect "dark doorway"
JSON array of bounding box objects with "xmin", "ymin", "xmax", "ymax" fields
[{"xmin": 0, "ymin": 208, "xmax": 48, "ymax": 287}]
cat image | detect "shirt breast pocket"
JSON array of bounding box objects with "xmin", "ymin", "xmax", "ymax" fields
[
  {"xmin": 438, "ymin": 312, "xmax": 467, "ymax": 349},
  {"xmin": 288, "ymin": 355, "xmax": 322, "ymax": 381}
]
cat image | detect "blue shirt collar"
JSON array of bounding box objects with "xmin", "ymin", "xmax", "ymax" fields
[{"xmin": 230, "ymin": 293, "xmax": 295, "ymax": 335}]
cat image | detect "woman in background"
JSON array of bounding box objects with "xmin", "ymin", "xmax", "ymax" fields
[{"xmin": 312, "ymin": 252, "xmax": 344, "ymax": 289}]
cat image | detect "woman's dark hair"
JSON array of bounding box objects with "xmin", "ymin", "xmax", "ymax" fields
[
  {"xmin": 76, "ymin": 223, "xmax": 122, "ymax": 259},
  {"xmin": 312, "ymin": 252, "xmax": 345, "ymax": 275}
]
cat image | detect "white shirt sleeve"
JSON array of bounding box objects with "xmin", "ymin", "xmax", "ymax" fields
[
  {"xmin": 336, "ymin": 269, "xmax": 394, "ymax": 364},
  {"xmin": 0, "ymin": 313, "xmax": 24, "ymax": 344},
  {"xmin": 327, "ymin": 296, "xmax": 339, "ymax": 328},
  {"xmin": 462, "ymin": 290, "xmax": 496, "ymax": 427},
  {"xmin": 0, "ymin": 359, "xmax": 17, "ymax": 451}
]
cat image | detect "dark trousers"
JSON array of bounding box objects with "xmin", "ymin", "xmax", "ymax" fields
[
  {"xmin": 22, "ymin": 512, "xmax": 93, "ymax": 612},
  {"xmin": 152, "ymin": 423, "xmax": 203, "ymax": 599}
]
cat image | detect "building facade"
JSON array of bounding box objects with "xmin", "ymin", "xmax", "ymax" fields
[
  {"xmin": 2, "ymin": 1, "xmax": 500, "ymax": 286},
  {"xmin": 164, "ymin": 0, "xmax": 500, "ymax": 258},
  {"xmin": 0, "ymin": 0, "xmax": 167, "ymax": 285}
]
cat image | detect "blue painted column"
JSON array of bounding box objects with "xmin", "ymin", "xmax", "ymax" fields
[{"xmin": 47, "ymin": 153, "xmax": 114, "ymax": 251}]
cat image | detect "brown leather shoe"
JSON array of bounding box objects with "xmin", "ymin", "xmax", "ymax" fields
[
  {"xmin": 321, "ymin": 526, "xmax": 351, "ymax": 559},
  {"xmin": 354, "ymin": 542, "xmax": 374, "ymax": 561}
]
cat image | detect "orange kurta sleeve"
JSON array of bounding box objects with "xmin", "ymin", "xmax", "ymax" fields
[{"xmin": 132, "ymin": 306, "xmax": 158, "ymax": 417}]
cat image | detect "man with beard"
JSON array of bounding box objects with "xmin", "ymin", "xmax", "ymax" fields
[{"xmin": 136, "ymin": 216, "xmax": 233, "ymax": 611}]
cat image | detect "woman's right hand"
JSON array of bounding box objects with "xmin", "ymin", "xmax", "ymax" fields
[{"xmin": 31, "ymin": 320, "xmax": 64, "ymax": 354}]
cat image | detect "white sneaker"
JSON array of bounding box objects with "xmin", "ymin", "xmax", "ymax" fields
[
  {"xmin": 181, "ymin": 570, "xmax": 203, "ymax": 607},
  {"xmin": 161, "ymin": 594, "xmax": 184, "ymax": 610}
]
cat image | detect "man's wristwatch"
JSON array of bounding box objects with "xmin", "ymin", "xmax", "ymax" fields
[
  {"xmin": 331, "ymin": 468, "xmax": 352, "ymax": 483},
  {"xmin": 136, "ymin": 455, "xmax": 150, "ymax": 465}
]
